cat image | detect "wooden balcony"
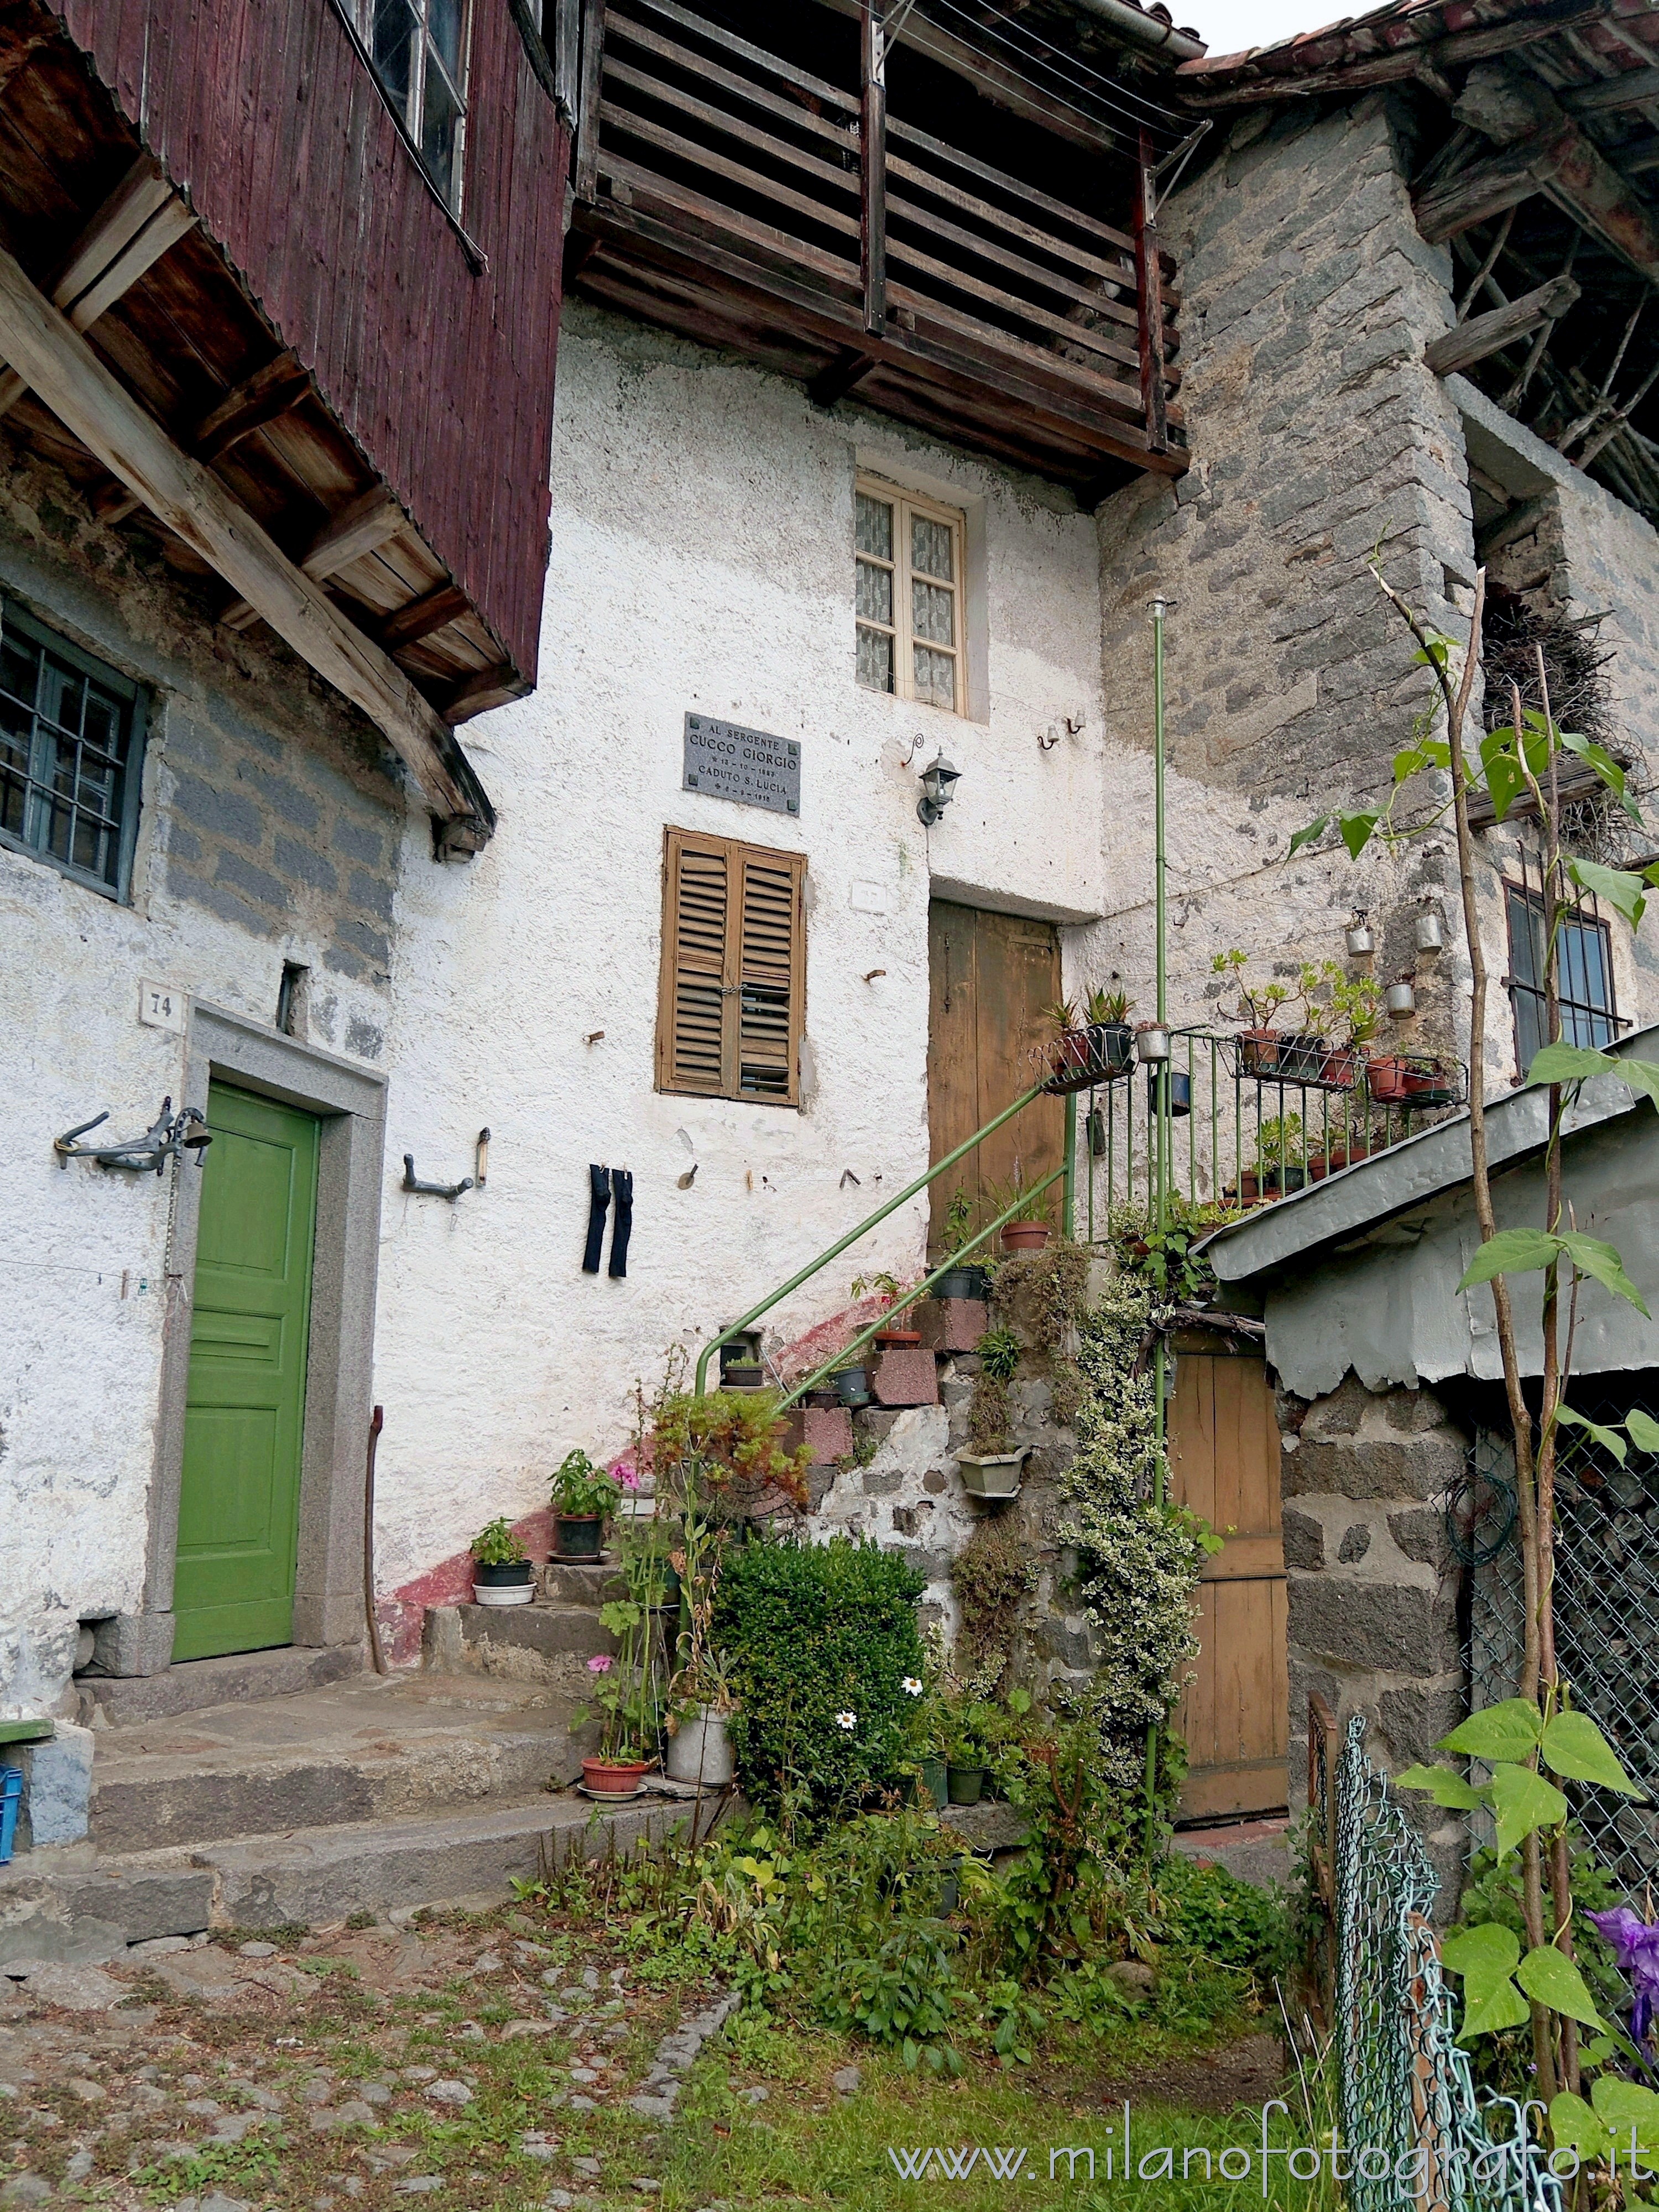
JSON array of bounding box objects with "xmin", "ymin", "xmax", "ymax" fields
[{"xmin": 566, "ymin": 0, "xmax": 1187, "ymax": 501}]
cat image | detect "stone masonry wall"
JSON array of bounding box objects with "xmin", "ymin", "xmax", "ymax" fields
[
  {"xmin": 1279, "ymin": 1369, "xmax": 1468, "ymax": 1902},
  {"xmin": 1, "ymin": 448, "xmax": 410, "ymax": 1717}
]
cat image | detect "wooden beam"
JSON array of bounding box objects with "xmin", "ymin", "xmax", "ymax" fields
[
  {"xmin": 1561, "ymin": 64, "xmax": 1659, "ymax": 118},
  {"xmin": 1547, "ymin": 117, "xmax": 1659, "ymax": 283},
  {"xmin": 194, "ymin": 352, "xmax": 312, "ymax": 464},
  {"xmin": 808, "ymin": 348, "xmax": 877, "ymax": 407},
  {"xmin": 1425, "ymin": 275, "xmax": 1580, "ymax": 374},
  {"xmin": 860, "ymin": 1, "xmax": 887, "ymax": 342},
  {"xmin": 0, "ymin": 157, "xmax": 196, "ymax": 417},
  {"xmin": 377, "ymin": 581, "xmax": 471, "ymax": 653},
  {"xmin": 441, "ymin": 663, "xmax": 522, "ymax": 724},
  {"xmin": 222, "ymin": 487, "xmax": 406, "ymax": 629},
  {"xmin": 573, "ymin": 0, "xmax": 606, "ymax": 202},
  {"xmin": 1413, "ymin": 129, "xmax": 1569, "ymax": 243},
  {"xmin": 0, "ymin": 241, "xmax": 477, "ymax": 823}
]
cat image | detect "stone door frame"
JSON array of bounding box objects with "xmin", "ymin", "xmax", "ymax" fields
[{"xmin": 96, "ymin": 1001, "xmax": 387, "ymax": 1677}]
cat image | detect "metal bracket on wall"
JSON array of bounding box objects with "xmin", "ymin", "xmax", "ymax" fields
[
  {"xmin": 401, "ymin": 1150, "xmax": 474, "ymax": 1200},
  {"xmin": 54, "ymin": 1097, "xmax": 211, "ymax": 1173}
]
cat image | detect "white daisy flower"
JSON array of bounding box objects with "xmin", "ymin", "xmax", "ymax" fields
[
  {"xmin": 901, "ymin": 1677, "xmax": 924, "ymax": 1696},
  {"xmin": 834, "ymin": 1710, "xmax": 857, "ymax": 1731}
]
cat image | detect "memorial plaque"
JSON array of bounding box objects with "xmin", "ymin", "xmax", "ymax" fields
[{"xmin": 682, "ymin": 713, "xmax": 801, "ymax": 816}]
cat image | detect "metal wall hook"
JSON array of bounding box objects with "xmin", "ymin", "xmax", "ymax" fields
[
  {"xmin": 402, "ymin": 1152, "xmax": 474, "ymax": 1201},
  {"xmin": 55, "ymin": 1097, "xmax": 212, "ymax": 1173}
]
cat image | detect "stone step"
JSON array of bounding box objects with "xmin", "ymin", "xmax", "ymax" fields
[
  {"xmin": 1, "ymin": 1792, "xmax": 697, "ymax": 1963},
  {"xmin": 86, "ymin": 1668, "xmax": 589, "ymax": 1856},
  {"xmin": 77, "ymin": 1642, "xmax": 364, "ymax": 1730},
  {"xmin": 421, "ymin": 1597, "xmax": 679, "ymax": 1692}
]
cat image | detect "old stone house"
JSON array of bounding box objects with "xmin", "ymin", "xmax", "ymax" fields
[{"xmin": 8, "ymin": 0, "xmax": 1659, "ymax": 1928}]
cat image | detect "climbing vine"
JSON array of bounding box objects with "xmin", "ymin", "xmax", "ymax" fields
[
  {"xmin": 950, "ymin": 1519, "xmax": 1036, "ymax": 1692},
  {"xmin": 1057, "ymin": 1272, "xmax": 1214, "ymax": 1801}
]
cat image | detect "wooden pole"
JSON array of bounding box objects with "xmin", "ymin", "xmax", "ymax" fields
[
  {"xmin": 861, "ymin": 0, "xmax": 888, "ymax": 340},
  {"xmin": 1135, "ymin": 129, "xmax": 1168, "ymax": 455}
]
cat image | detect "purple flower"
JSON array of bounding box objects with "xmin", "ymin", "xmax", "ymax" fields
[
  {"xmin": 1588, "ymin": 1907, "xmax": 1659, "ymax": 2050},
  {"xmin": 587, "ymin": 1654, "xmax": 614, "ymax": 1675}
]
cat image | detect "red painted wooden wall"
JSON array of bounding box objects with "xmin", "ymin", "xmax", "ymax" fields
[{"xmin": 51, "ymin": 0, "xmax": 567, "ymax": 682}]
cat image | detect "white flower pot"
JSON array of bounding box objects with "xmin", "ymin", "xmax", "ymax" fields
[
  {"xmin": 665, "ymin": 1704, "xmax": 735, "ymax": 1787},
  {"xmin": 472, "ymin": 1581, "xmax": 535, "ymax": 1606},
  {"xmin": 957, "ymin": 1449, "xmax": 1030, "ymax": 1499}
]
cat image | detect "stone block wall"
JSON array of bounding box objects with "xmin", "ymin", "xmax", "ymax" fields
[{"xmin": 1279, "ymin": 1369, "xmax": 1468, "ymax": 1901}]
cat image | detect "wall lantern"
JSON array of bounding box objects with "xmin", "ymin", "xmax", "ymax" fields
[
  {"xmin": 916, "ymin": 755, "xmax": 961, "ymax": 827},
  {"xmin": 1415, "ymin": 905, "xmax": 1444, "ymax": 953},
  {"xmin": 1345, "ymin": 915, "xmax": 1376, "ymax": 958},
  {"xmin": 1385, "ymin": 979, "xmax": 1417, "ymax": 1019}
]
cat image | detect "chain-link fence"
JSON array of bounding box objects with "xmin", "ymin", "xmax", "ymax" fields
[
  {"xmin": 1314, "ymin": 1705, "xmax": 1562, "ymax": 2212},
  {"xmin": 1465, "ymin": 1408, "xmax": 1659, "ymax": 1899}
]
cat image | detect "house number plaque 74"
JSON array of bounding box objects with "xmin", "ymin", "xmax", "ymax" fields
[{"xmin": 682, "ymin": 713, "xmax": 800, "ymax": 816}]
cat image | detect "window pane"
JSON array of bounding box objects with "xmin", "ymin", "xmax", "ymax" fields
[
  {"xmin": 0, "ymin": 610, "xmax": 137, "ymax": 894},
  {"xmin": 857, "ymin": 625, "xmax": 893, "ymax": 693},
  {"xmin": 911, "ymin": 513, "xmax": 953, "ymax": 582},
  {"xmin": 855, "ymin": 558, "xmax": 891, "ymax": 627},
  {"xmin": 855, "ymin": 492, "xmax": 892, "ymax": 561},
  {"xmin": 421, "ymin": 58, "xmax": 461, "ymax": 195},
  {"xmin": 372, "ymin": 0, "xmax": 416, "ymax": 107},
  {"xmin": 913, "ymin": 644, "xmax": 955, "ymax": 710},
  {"xmin": 1506, "ymin": 888, "xmax": 1541, "ymax": 989},
  {"xmin": 426, "ymin": 0, "xmax": 465, "ymax": 75},
  {"xmin": 912, "ymin": 578, "xmax": 954, "ymax": 647}
]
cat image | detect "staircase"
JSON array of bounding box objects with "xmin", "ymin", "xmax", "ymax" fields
[{"xmin": 0, "ymin": 1572, "xmax": 681, "ymax": 1971}]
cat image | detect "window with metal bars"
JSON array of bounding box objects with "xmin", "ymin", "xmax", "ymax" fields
[
  {"xmin": 0, "ymin": 602, "xmax": 144, "ymax": 901},
  {"xmin": 358, "ymin": 0, "xmax": 472, "ymax": 209},
  {"xmin": 1503, "ymin": 853, "xmax": 1622, "ymax": 1078}
]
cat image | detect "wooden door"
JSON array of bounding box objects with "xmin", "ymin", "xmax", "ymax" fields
[
  {"xmin": 927, "ymin": 901, "xmax": 1064, "ymax": 1251},
  {"xmin": 173, "ymin": 1083, "xmax": 320, "ymax": 1661},
  {"xmin": 1167, "ymin": 1342, "xmax": 1290, "ymax": 1820}
]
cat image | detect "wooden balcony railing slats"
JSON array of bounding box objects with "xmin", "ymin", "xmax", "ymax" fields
[{"xmin": 570, "ymin": 0, "xmax": 1187, "ymax": 492}]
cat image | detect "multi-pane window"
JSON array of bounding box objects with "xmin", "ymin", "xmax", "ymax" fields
[
  {"xmin": 360, "ymin": 0, "xmax": 471, "ymax": 208},
  {"xmin": 855, "ymin": 478, "xmax": 964, "ymax": 714},
  {"xmin": 1505, "ymin": 878, "xmax": 1620, "ymax": 1076},
  {"xmin": 0, "ymin": 602, "xmax": 143, "ymax": 900}
]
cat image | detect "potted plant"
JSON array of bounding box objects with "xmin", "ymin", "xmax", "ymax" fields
[
  {"xmin": 1274, "ymin": 963, "xmax": 1329, "ymax": 1084},
  {"xmin": 944, "ymin": 1705, "xmax": 992, "ymax": 1806},
  {"xmin": 550, "ymin": 1448, "xmax": 620, "ymax": 1561},
  {"xmin": 470, "ymin": 1515, "xmax": 535, "ymax": 1606},
  {"xmin": 1404, "ymin": 1057, "xmax": 1458, "ymax": 1106},
  {"xmin": 664, "ymin": 1648, "xmax": 737, "ymax": 1787},
  {"xmin": 832, "ymin": 1354, "xmax": 873, "ymax": 1408},
  {"xmin": 1366, "ymin": 1050, "xmax": 1413, "ymax": 1102},
  {"xmin": 1084, "ymin": 983, "xmax": 1136, "ymax": 1077},
  {"xmin": 1040, "ymin": 997, "xmax": 1092, "ymax": 1091},
  {"xmin": 1212, "ymin": 949, "xmax": 1290, "ymax": 1075},
  {"xmin": 854, "ymin": 1271, "xmax": 920, "ymax": 1348},
  {"xmin": 1254, "ymin": 1114, "xmax": 1306, "ymax": 1196},
  {"xmin": 933, "ymin": 1189, "xmax": 991, "ymax": 1301},
  {"xmin": 985, "ymin": 1178, "xmax": 1052, "ymax": 1254},
  {"xmin": 573, "ymin": 1570, "xmax": 660, "ymax": 1796},
  {"xmin": 957, "ymin": 1444, "xmax": 1030, "ymax": 1499},
  {"xmin": 718, "ymin": 1332, "xmax": 766, "ymax": 1390},
  {"xmin": 1321, "ymin": 968, "xmax": 1381, "ymax": 1091}
]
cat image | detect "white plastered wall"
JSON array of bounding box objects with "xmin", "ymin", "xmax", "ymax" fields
[{"xmin": 368, "ymin": 302, "xmax": 1109, "ymax": 1594}]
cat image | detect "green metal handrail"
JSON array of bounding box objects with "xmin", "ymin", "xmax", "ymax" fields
[
  {"xmin": 691, "ymin": 1079, "xmax": 1060, "ymax": 1399},
  {"xmin": 773, "ymin": 1165, "xmax": 1065, "ymax": 1414}
]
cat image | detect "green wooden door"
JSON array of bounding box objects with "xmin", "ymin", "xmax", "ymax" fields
[{"xmin": 174, "ymin": 1083, "xmax": 320, "ymax": 1661}]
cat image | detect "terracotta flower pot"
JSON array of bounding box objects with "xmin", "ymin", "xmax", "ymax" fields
[
  {"xmin": 582, "ymin": 1756, "xmax": 653, "ymax": 1797},
  {"xmin": 1320, "ymin": 1047, "xmax": 1360, "ymax": 1091},
  {"xmin": 1000, "ymin": 1222, "xmax": 1050, "ymax": 1253},
  {"xmin": 1366, "ymin": 1053, "xmax": 1412, "ymax": 1102},
  {"xmin": 874, "ymin": 1326, "xmax": 922, "ymax": 1348},
  {"xmin": 1237, "ymin": 1029, "xmax": 1281, "ymax": 1076}
]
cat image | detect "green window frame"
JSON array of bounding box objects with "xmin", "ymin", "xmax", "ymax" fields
[{"xmin": 0, "ymin": 599, "xmax": 146, "ymax": 901}]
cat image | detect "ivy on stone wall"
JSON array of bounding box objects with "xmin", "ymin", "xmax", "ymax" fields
[{"xmin": 1058, "ymin": 1275, "xmax": 1212, "ymax": 1797}]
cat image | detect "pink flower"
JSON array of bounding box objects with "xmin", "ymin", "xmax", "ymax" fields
[
  {"xmin": 611, "ymin": 1459, "xmax": 641, "ymax": 1491},
  {"xmin": 587, "ymin": 1655, "xmax": 614, "ymax": 1674}
]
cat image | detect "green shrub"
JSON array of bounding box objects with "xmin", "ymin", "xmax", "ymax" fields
[
  {"xmin": 716, "ymin": 1535, "xmax": 925, "ymax": 1822},
  {"xmin": 1160, "ymin": 1851, "xmax": 1296, "ymax": 1980}
]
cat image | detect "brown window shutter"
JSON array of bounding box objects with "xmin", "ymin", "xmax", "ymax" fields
[
  {"xmin": 658, "ymin": 828, "xmax": 734, "ymax": 1095},
  {"xmin": 735, "ymin": 844, "xmax": 805, "ymax": 1104},
  {"xmin": 657, "ymin": 828, "xmax": 804, "ymax": 1104}
]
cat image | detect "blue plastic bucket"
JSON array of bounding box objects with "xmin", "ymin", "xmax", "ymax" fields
[{"xmin": 0, "ymin": 1766, "xmax": 22, "ymax": 1865}]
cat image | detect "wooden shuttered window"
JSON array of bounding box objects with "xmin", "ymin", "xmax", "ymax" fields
[{"xmin": 656, "ymin": 827, "xmax": 806, "ymax": 1105}]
